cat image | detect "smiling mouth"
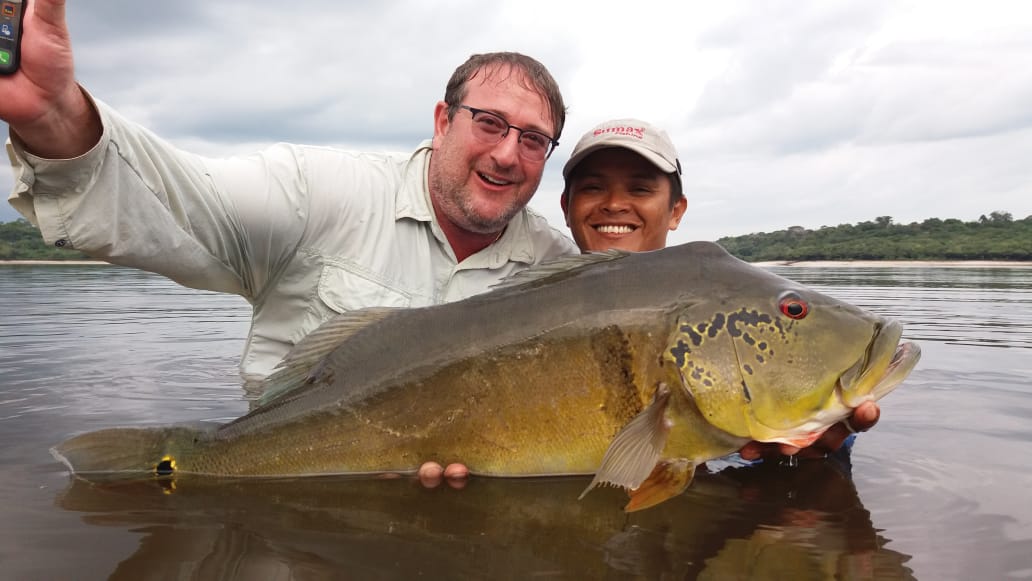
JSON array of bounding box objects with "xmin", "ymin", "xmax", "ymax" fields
[
  {"xmin": 479, "ymin": 172, "xmax": 513, "ymax": 187},
  {"xmin": 595, "ymin": 224, "xmax": 637, "ymax": 235}
]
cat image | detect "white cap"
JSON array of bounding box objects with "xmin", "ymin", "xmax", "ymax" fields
[{"xmin": 562, "ymin": 119, "xmax": 682, "ymax": 186}]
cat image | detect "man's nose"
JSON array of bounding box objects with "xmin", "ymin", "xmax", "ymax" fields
[
  {"xmin": 600, "ymin": 191, "xmax": 632, "ymax": 212},
  {"xmin": 489, "ymin": 131, "xmax": 522, "ymax": 167}
]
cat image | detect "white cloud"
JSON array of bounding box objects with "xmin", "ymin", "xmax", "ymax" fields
[{"xmin": 4, "ymin": 0, "xmax": 1032, "ymax": 239}]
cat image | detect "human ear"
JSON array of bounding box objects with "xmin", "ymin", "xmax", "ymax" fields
[
  {"xmin": 432, "ymin": 101, "xmax": 451, "ymax": 147},
  {"xmin": 560, "ymin": 192, "xmax": 572, "ymax": 226},
  {"xmin": 668, "ymin": 196, "xmax": 687, "ymax": 230}
]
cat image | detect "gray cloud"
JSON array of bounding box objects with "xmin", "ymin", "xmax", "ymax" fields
[{"xmin": 4, "ymin": 1, "xmax": 1032, "ymax": 242}]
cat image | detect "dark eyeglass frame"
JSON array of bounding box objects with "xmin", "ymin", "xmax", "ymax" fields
[{"xmin": 456, "ymin": 104, "xmax": 559, "ymax": 161}]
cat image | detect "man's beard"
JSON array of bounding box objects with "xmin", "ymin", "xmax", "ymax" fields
[{"xmin": 430, "ymin": 172, "xmax": 527, "ymax": 235}]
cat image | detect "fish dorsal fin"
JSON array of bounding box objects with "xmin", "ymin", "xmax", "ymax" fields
[
  {"xmin": 256, "ymin": 307, "xmax": 400, "ymax": 405},
  {"xmin": 579, "ymin": 383, "xmax": 673, "ymax": 500},
  {"xmin": 489, "ymin": 250, "xmax": 628, "ymax": 292}
]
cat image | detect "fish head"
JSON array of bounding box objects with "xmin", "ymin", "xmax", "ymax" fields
[{"xmin": 661, "ymin": 252, "xmax": 920, "ymax": 444}]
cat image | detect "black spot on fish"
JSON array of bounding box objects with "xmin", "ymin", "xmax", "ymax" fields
[
  {"xmin": 743, "ymin": 364, "xmax": 754, "ymax": 375},
  {"xmin": 727, "ymin": 309, "xmax": 773, "ymax": 338},
  {"xmin": 703, "ymin": 379, "xmax": 713, "ymax": 387},
  {"xmin": 758, "ymin": 341, "xmax": 767, "ymax": 351},
  {"xmin": 678, "ymin": 323, "xmax": 704, "ymax": 346},
  {"xmin": 696, "ymin": 322, "xmax": 708, "ymax": 334},
  {"xmin": 670, "ymin": 340, "xmax": 691, "ymax": 368},
  {"xmin": 691, "ymin": 365, "xmax": 704, "ymax": 381},
  {"xmin": 155, "ymin": 459, "xmax": 175, "ymax": 476},
  {"xmin": 709, "ymin": 313, "xmax": 725, "ymax": 337},
  {"xmin": 756, "ymin": 354, "xmax": 765, "ymax": 364},
  {"xmin": 743, "ymin": 333, "xmax": 755, "ymax": 346}
]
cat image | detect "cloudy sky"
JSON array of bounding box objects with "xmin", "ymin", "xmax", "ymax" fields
[{"xmin": 3, "ymin": 0, "xmax": 1032, "ymax": 243}]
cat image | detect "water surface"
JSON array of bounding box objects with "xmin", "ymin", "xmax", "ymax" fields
[{"xmin": 1, "ymin": 263, "xmax": 1030, "ymax": 579}]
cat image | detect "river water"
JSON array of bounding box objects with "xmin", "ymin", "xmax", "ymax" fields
[{"xmin": 0, "ymin": 263, "xmax": 1029, "ymax": 580}]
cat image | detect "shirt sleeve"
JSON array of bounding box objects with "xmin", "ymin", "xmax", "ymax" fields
[{"xmin": 5, "ymin": 91, "xmax": 309, "ymax": 300}]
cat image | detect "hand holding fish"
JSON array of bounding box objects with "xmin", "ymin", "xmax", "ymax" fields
[
  {"xmin": 417, "ymin": 462, "xmax": 470, "ymax": 489},
  {"xmin": 739, "ymin": 401, "xmax": 880, "ymax": 461}
]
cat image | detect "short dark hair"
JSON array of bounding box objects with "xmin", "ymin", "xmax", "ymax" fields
[{"xmin": 443, "ymin": 52, "xmax": 567, "ymax": 141}]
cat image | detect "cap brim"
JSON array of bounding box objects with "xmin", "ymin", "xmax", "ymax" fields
[{"xmin": 562, "ymin": 143, "xmax": 678, "ymax": 179}]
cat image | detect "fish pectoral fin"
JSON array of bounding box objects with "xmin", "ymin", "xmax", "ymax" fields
[
  {"xmin": 579, "ymin": 384, "xmax": 673, "ymax": 501},
  {"xmin": 624, "ymin": 458, "xmax": 696, "ymax": 512}
]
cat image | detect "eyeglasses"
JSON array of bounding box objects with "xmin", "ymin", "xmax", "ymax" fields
[{"xmin": 457, "ymin": 105, "xmax": 559, "ymax": 161}]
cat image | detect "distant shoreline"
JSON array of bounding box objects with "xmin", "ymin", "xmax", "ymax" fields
[
  {"xmin": 0, "ymin": 260, "xmax": 107, "ymax": 265},
  {"xmin": 3, "ymin": 259, "xmax": 1032, "ymax": 268},
  {"xmin": 752, "ymin": 259, "xmax": 1032, "ymax": 267}
]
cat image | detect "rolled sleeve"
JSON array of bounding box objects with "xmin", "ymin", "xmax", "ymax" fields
[
  {"xmin": 4, "ymin": 93, "xmax": 277, "ymax": 297},
  {"xmin": 6, "ymin": 102, "xmax": 111, "ymax": 246}
]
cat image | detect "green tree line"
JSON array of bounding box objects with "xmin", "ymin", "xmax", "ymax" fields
[
  {"xmin": 0, "ymin": 218, "xmax": 94, "ymax": 260},
  {"xmin": 3, "ymin": 212, "xmax": 1031, "ymax": 262},
  {"xmin": 717, "ymin": 212, "xmax": 1032, "ymax": 262}
]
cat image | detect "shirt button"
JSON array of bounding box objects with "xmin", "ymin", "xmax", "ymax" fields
[{"xmin": 55, "ymin": 239, "xmax": 68, "ymax": 248}]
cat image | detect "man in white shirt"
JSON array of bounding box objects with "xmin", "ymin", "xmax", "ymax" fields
[{"xmin": 3, "ymin": 2, "xmax": 872, "ymax": 487}]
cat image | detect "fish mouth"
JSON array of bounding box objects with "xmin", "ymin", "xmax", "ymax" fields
[
  {"xmin": 870, "ymin": 340, "xmax": 921, "ymax": 398},
  {"xmin": 838, "ymin": 320, "xmax": 921, "ymax": 406}
]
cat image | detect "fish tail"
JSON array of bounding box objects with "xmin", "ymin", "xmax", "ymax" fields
[{"xmin": 51, "ymin": 426, "xmax": 207, "ymax": 478}]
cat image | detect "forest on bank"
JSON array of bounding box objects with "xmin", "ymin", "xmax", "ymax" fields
[
  {"xmin": 716, "ymin": 212, "xmax": 1031, "ymax": 261},
  {"xmin": 0, "ymin": 218, "xmax": 93, "ymax": 260},
  {"xmin": 2, "ymin": 212, "xmax": 1031, "ymax": 262}
]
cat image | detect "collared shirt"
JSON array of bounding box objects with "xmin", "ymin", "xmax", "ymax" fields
[{"xmin": 6, "ymin": 95, "xmax": 578, "ymax": 380}]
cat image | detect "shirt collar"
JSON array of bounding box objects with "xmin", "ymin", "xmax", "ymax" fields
[{"xmin": 396, "ymin": 139, "xmax": 538, "ymax": 266}]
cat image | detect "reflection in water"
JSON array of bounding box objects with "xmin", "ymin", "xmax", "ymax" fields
[
  {"xmin": 770, "ymin": 266, "xmax": 1032, "ymax": 350},
  {"xmin": 56, "ymin": 456, "xmax": 913, "ymax": 580},
  {"xmin": 4, "ymin": 264, "xmax": 1032, "ymax": 579}
]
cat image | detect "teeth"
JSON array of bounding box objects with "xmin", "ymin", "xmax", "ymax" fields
[
  {"xmin": 480, "ymin": 173, "xmax": 510, "ymax": 186},
  {"xmin": 596, "ymin": 225, "xmax": 635, "ymax": 234}
]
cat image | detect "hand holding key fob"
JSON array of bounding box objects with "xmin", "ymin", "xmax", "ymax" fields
[{"xmin": 0, "ymin": 0, "xmax": 26, "ymax": 75}]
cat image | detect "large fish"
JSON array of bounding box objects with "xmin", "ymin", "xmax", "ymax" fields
[{"xmin": 52, "ymin": 242, "xmax": 920, "ymax": 511}]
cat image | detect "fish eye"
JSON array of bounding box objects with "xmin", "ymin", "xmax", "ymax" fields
[{"xmin": 778, "ymin": 292, "xmax": 809, "ymax": 319}]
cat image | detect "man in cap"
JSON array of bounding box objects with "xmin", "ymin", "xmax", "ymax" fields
[{"xmin": 560, "ymin": 118, "xmax": 687, "ymax": 253}]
